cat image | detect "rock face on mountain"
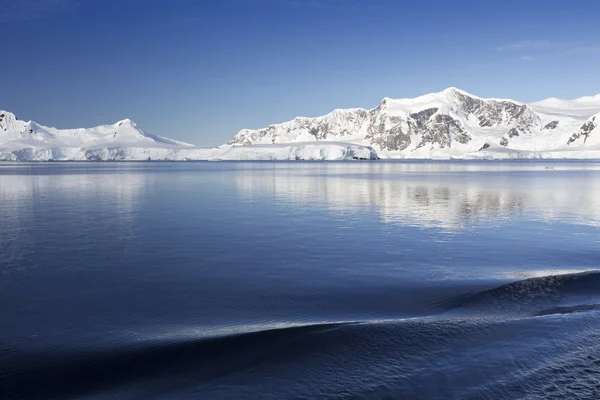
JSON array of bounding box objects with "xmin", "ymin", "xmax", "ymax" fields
[
  {"xmin": 567, "ymin": 116, "xmax": 598, "ymax": 145},
  {"xmin": 0, "ymin": 110, "xmax": 378, "ymax": 161},
  {"xmin": 4, "ymin": 88, "xmax": 600, "ymax": 161},
  {"xmin": 230, "ymin": 88, "xmax": 600, "ymax": 158}
]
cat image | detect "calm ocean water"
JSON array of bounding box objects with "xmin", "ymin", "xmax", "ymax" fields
[{"xmin": 1, "ymin": 161, "xmax": 600, "ymax": 399}]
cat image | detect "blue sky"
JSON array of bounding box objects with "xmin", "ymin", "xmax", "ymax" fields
[{"xmin": 2, "ymin": 0, "xmax": 600, "ymax": 145}]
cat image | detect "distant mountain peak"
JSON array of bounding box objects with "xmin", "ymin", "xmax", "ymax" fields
[
  {"xmin": 0, "ymin": 109, "xmax": 195, "ymax": 154},
  {"xmin": 441, "ymin": 86, "xmax": 471, "ymax": 96},
  {"xmin": 0, "ymin": 110, "xmax": 18, "ymax": 122},
  {"xmin": 230, "ymin": 88, "xmax": 600, "ymax": 157},
  {"xmin": 115, "ymin": 118, "xmax": 136, "ymax": 127}
]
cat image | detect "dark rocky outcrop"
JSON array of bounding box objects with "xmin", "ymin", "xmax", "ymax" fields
[
  {"xmin": 366, "ymin": 118, "xmax": 411, "ymax": 151},
  {"xmin": 452, "ymin": 92, "xmax": 539, "ymax": 130},
  {"xmin": 543, "ymin": 121, "xmax": 559, "ymax": 130},
  {"xmin": 567, "ymin": 118, "xmax": 596, "ymax": 145},
  {"xmin": 410, "ymin": 108, "xmax": 439, "ymax": 128}
]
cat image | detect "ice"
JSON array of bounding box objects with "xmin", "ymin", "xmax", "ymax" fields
[
  {"xmin": 3, "ymin": 87, "xmax": 600, "ymax": 161},
  {"xmin": 0, "ymin": 110, "xmax": 378, "ymax": 161}
]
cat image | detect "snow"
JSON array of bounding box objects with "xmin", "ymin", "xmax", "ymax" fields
[
  {"xmin": 0, "ymin": 143, "xmax": 378, "ymax": 161},
  {"xmin": 0, "ymin": 110, "xmax": 377, "ymax": 161},
  {"xmin": 230, "ymin": 88, "xmax": 600, "ymax": 159},
  {"xmin": 211, "ymin": 142, "xmax": 378, "ymax": 161},
  {"xmin": 3, "ymin": 87, "xmax": 600, "ymax": 161},
  {"xmin": 530, "ymin": 95, "xmax": 600, "ymax": 121}
]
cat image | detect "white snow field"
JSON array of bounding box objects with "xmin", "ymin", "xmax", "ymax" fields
[{"xmin": 2, "ymin": 87, "xmax": 600, "ymax": 161}]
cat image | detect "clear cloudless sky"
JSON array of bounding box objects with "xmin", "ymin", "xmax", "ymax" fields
[{"xmin": 2, "ymin": 0, "xmax": 600, "ymax": 145}]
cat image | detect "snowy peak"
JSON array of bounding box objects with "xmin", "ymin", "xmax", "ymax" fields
[
  {"xmin": 106, "ymin": 118, "xmax": 151, "ymax": 143},
  {"xmin": 375, "ymin": 88, "xmax": 535, "ymax": 130},
  {"xmin": 0, "ymin": 111, "xmax": 22, "ymax": 131},
  {"xmin": 0, "ymin": 110, "xmax": 192, "ymax": 150},
  {"xmin": 0, "ymin": 110, "xmax": 20, "ymax": 119},
  {"xmin": 378, "ymin": 87, "xmax": 522, "ymax": 111},
  {"xmin": 0, "ymin": 110, "xmax": 16, "ymax": 121},
  {"xmin": 229, "ymin": 88, "xmax": 600, "ymax": 158},
  {"xmin": 0, "ymin": 111, "xmax": 52, "ymax": 142},
  {"xmin": 114, "ymin": 118, "xmax": 136, "ymax": 127}
]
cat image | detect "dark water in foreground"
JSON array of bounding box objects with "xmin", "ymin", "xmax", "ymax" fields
[{"xmin": 1, "ymin": 161, "xmax": 600, "ymax": 399}]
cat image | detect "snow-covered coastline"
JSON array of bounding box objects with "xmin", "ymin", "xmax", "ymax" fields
[
  {"xmin": 0, "ymin": 143, "xmax": 379, "ymax": 162},
  {"xmin": 3, "ymin": 87, "xmax": 600, "ymax": 161},
  {"xmin": 0, "ymin": 110, "xmax": 378, "ymax": 161},
  {"xmin": 230, "ymin": 88, "xmax": 600, "ymax": 160}
]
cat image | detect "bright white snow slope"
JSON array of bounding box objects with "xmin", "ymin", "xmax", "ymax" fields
[
  {"xmin": 0, "ymin": 111, "xmax": 377, "ymax": 161},
  {"xmin": 231, "ymin": 88, "xmax": 600, "ymax": 159}
]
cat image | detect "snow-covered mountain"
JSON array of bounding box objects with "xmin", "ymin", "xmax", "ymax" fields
[
  {"xmin": 230, "ymin": 87, "xmax": 600, "ymax": 159},
  {"xmin": 3, "ymin": 87, "xmax": 600, "ymax": 161},
  {"xmin": 0, "ymin": 111, "xmax": 191, "ymax": 149},
  {"xmin": 0, "ymin": 111, "xmax": 377, "ymax": 161}
]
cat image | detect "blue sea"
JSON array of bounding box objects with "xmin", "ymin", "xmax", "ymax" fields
[{"xmin": 1, "ymin": 161, "xmax": 600, "ymax": 399}]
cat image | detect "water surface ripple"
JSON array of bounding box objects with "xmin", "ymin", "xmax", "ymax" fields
[{"xmin": 1, "ymin": 161, "xmax": 600, "ymax": 399}]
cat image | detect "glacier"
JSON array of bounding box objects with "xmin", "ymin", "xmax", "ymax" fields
[
  {"xmin": 2, "ymin": 87, "xmax": 600, "ymax": 161},
  {"xmin": 0, "ymin": 111, "xmax": 377, "ymax": 161}
]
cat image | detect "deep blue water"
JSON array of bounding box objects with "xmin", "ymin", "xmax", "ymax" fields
[{"xmin": 1, "ymin": 161, "xmax": 600, "ymax": 399}]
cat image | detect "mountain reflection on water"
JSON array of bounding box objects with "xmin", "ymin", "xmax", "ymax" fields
[{"xmin": 235, "ymin": 161, "xmax": 600, "ymax": 229}]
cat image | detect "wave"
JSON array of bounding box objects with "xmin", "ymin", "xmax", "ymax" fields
[
  {"xmin": 533, "ymin": 303, "xmax": 600, "ymax": 317},
  {"xmin": 443, "ymin": 270, "xmax": 600, "ymax": 317},
  {"xmin": 0, "ymin": 322, "xmax": 348, "ymax": 399},
  {"xmin": 3, "ymin": 273, "xmax": 600, "ymax": 399}
]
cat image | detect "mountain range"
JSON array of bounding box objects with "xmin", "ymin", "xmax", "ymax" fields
[
  {"xmin": 230, "ymin": 87, "xmax": 600, "ymax": 159},
  {"xmin": 2, "ymin": 87, "xmax": 600, "ymax": 160},
  {"xmin": 0, "ymin": 110, "xmax": 376, "ymax": 161}
]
